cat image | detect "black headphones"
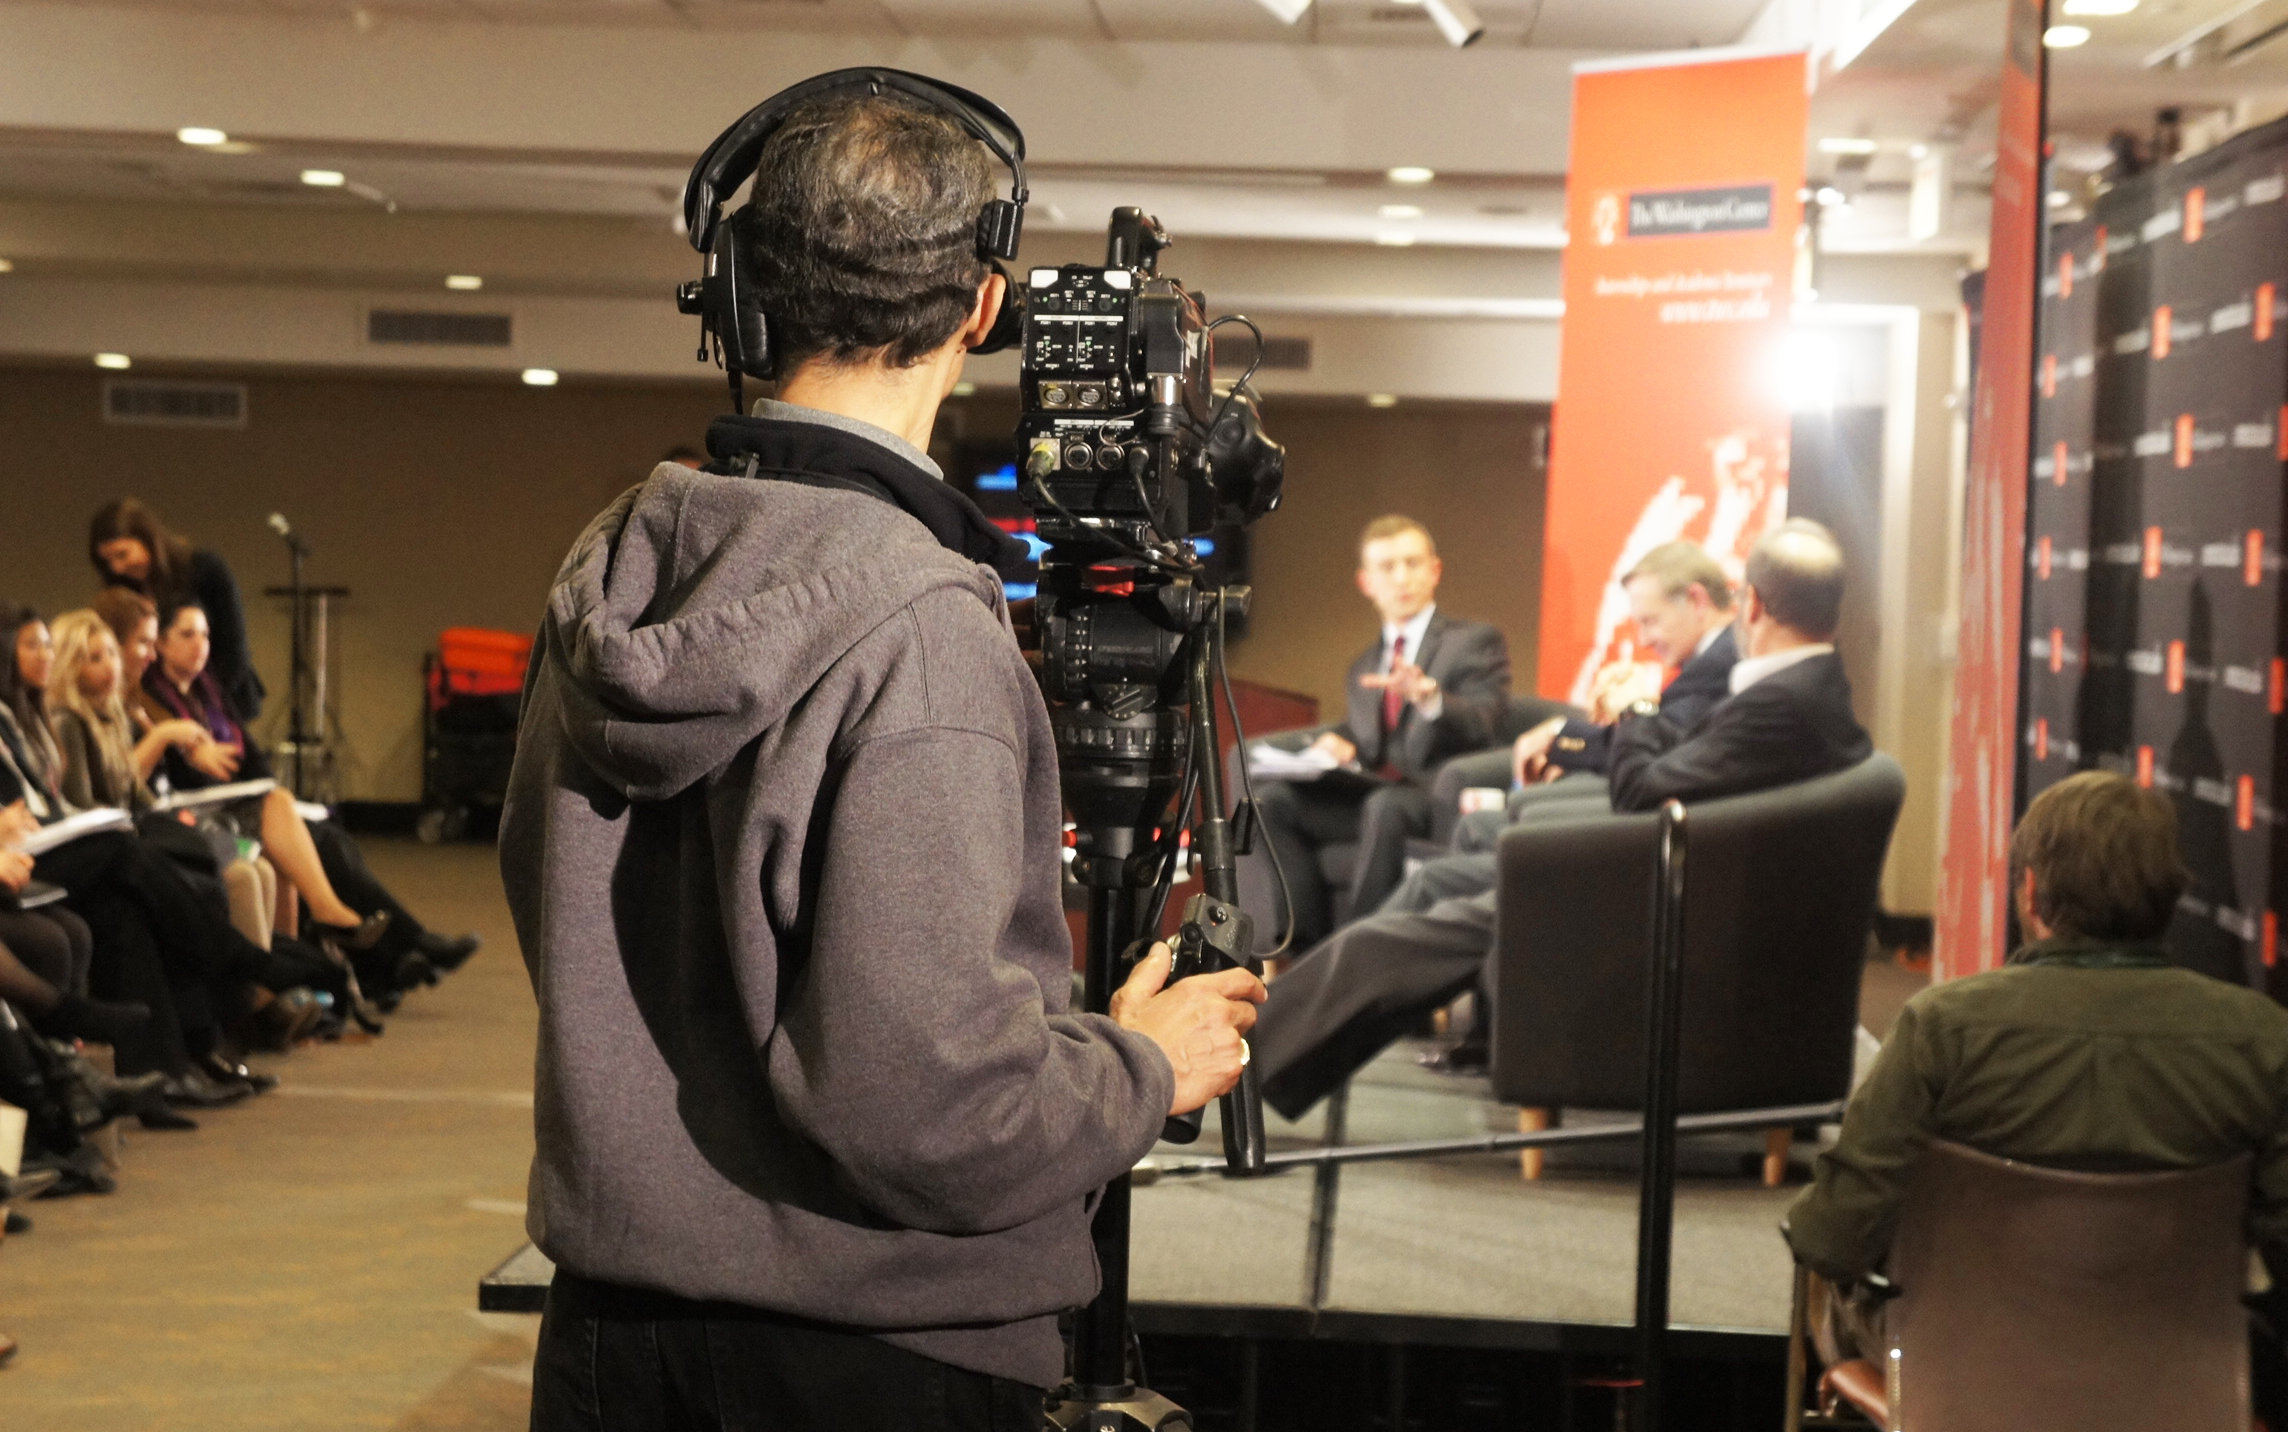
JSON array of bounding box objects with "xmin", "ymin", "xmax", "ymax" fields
[{"xmin": 676, "ymin": 67, "xmax": 1029, "ymax": 408}]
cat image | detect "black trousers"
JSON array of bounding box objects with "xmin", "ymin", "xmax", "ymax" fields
[
  {"xmin": 308, "ymin": 819, "xmax": 428, "ymax": 957},
  {"xmin": 1242, "ymin": 777, "xmax": 1435, "ymax": 951},
  {"xmin": 532, "ymin": 1271, "xmax": 1044, "ymax": 1432}
]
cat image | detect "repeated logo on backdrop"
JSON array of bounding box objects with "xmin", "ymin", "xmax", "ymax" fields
[{"xmin": 2022, "ymin": 119, "xmax": 2288, "ymax": 990}]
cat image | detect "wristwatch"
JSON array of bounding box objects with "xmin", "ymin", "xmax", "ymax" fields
[{"xmin": 1624, "ymin": 699, "xmax": 1662, "ymax": 721}]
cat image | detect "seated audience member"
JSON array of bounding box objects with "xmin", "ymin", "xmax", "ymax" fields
[
  {"xmin": 1243, "ymin": 516, "xmax": 1511, "ymax": 947},
  {"xmin": 0, "ymin": 876, "xmax": 145, "ymax": 1047},
  {"xmin": 1249, "ymin": 519, "xmax": 1871, "ymax": 1114},
  {"xmin": 89, "ymin": 498, "xmax": 265, "ymax": 725},
  {"xmin": 1784, "ymin": 769, "xmax": 2288, "ymax": 1381},
  {"xmin": 135, "ymin": 598, "xmax": 480, "ymax": 993}
]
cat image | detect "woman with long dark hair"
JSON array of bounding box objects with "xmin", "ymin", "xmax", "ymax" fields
[{"xmin": 88, "ymin": 498, "xmax": 265, "ymax": 725}]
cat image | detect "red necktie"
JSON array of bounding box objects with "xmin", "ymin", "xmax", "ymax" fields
[{"xmin": 1382, "ymin": 632, "xmax": 1406, "ymax": 735}]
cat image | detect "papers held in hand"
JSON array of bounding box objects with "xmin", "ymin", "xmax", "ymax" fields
[
  {"xmin": 1246, "ymin": 742, "xmax": 1387, "ymax": 791},
  {"xmin": 149, "ymin": 778, "xmax": 278, "ymax": 814},
  {"xmin": 18, "ymin": 807, "xmax": 135, "ymax": 856}
]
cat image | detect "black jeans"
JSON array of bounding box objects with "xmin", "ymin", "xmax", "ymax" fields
[{"xmin": 532, "ymin": 1271, "xmax": 1045, "ymax": 1432}]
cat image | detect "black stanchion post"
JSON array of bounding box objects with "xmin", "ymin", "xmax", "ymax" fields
[{"xmin": 1631, "ymin": 800, "xmax": 1689, "ymax": 1432}]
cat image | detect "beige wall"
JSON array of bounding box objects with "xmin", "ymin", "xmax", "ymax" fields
[{"xmin": 0, "ymin": 364, "xmax": 1548, "ymax": 799}]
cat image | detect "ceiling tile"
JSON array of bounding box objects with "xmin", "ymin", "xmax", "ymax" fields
[
  {"xmin": 1521, "ymin": 0, "xmax": 1767, "ymax": 49},
  {"xmin": 874, "ymin": 0, "xmax": 1102, "ymax": 40}
]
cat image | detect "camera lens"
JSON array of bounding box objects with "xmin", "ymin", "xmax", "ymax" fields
[{"xmin": 1063, "ymin": 443, "xmax": 1093, "ymax": 470}]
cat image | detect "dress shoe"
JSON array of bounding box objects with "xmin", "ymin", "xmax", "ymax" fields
[
  {"xmin": 416, "ymin": 931, "xmax": 482, "ymax": 972},
  {"xmin": 138, "ymin": 1106, "xmax": 199, "ymax": 1131},
  {"xmin": 5, "ymin": 1210, "xmax": 31, "ymax": 1235},
  {"xmin": 1416, "ymin": 1041, "xmax": 1490, "ymax": 1076},
  {"xmin": 199, "ymin": 1053, "xmax": 279, "ymax": 1095},
  {"xmin": 164, "ymin": 1068, "xmax": 251, "ymax": 1108},
  {"xmin": 311, "ymin": 909, "xmax": 390, "ymax": 951}
]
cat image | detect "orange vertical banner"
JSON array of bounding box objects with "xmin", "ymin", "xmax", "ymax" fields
[
  {"xmin": 1537, "ymin": 49, "xmax": 1807, "ymax": 704},
  {"xmin": 1934, "ymin": 0, "xmax": 2048, "ymax": 981}
]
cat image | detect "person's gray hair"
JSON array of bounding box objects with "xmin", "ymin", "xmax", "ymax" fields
[
  {"xmin": 737, "ymin": 91, "xmax": 996, "ymax": 372},
  {"xmin": 1744, "ymin": 518, "xmax": 1846, "ymax": 638}
]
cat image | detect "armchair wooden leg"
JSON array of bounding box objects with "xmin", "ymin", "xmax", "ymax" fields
[
  {"xmin": 1518, "ymin": 1107, "xmax": 1554, "ymax": 1181},
  {"xmin": 1763, "ymin": 1127, "xmax": 1792, "ymax": 1187}
]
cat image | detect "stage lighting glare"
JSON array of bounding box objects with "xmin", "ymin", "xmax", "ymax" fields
[
  {"xmin": 1387, "ymin": 166, "xmax": 1436, "ymax": 185},
  {"xmin": 1379, "ymin": 204, "xmax": 1424, "ymax": 219},
  {"xmin": 2062, "ymin": 0, "xmax": 2135, "ymax": 13},
  {"xmin": 301, "ymin": 169, "xmax": 346, "ymax": 187},
  {"xmin": 1779, "ymin": 333, "xmax": 1837, "ymax": 411},
  {"xmin": 1375, "ymin": 232, "xmax": 1417, "ymax": 246},
  {"xmin": 2043, "ymin": 23, "xmax": 2091, "ymax": 46},
  {"xmin": 94, "ymin": 353, "xmax": 131, "ymax": 370},
  {"xmin": 1817, "ymin": 137, "xmax": 1879, "ymax": 155},
  {"xmin": 176, "ymin": 127, "xmax": 228, "ymax": 146},
  {"xmin": 445, "ymin": 274, "xmax": 484, "ymax": 291},
  {"xmin": 1254, "ymin": 0, "xmax": 1312, "ymax": 21},
  {"xmin": 1422, "ymin": 0, "xmax": 1485, "ymax": 47},
  {"xmin": 1366, "ymin": 393, "xmax": 1399, "ymax": 408},
  {"xmin": 522, "ymin": 368, "xmax": 559, "ymax": 386}
]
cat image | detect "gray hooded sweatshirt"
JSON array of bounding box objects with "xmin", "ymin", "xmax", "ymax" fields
[{"xmin": 499, "ymin": 425, "xmax": 1175, "ymax": 1388}]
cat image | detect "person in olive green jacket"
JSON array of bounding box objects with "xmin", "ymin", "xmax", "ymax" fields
[{"xmin": 1785, "ymin": 769, "xmax": 2288, "ymax": 1363}]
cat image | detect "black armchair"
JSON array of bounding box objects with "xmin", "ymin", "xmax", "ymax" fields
[
  {"xmin": 1489, "ymin": 754, "xmax": 1905, "ymax": 1184},
  {"xmin": 1426, "ymin": 694, "xmax": 1588, "ymax": 843}
]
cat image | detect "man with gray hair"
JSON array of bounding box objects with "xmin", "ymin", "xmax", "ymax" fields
[{"xmin": 1249, "ymin": 518, "xmax": 1871, "ymax": 1113}]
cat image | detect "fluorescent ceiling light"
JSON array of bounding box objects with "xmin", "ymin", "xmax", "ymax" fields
[
  {"xmin": 445, "ymin": 274, "xmax": 484, "ymax": 291},
  {"xmin": 1255, "ymin": 0, "xmax": 1312, "ymax": 21},
  {"xmin": 300, "ymin": 169, "xmax": 345, "ymax": 187},
  {"xmin": 1423, "ymin": 0, "xmax": 1484, "ymax": 47},
  {"xmin": 94, "ymin": 352, "xmax": 131, "ymax": 370},
  {"xmin": 176, "ymin": 127, "xmax": 228, "ymax": 146},
  {"xmin": 1366, "ymin": 394, "xmax": 1399, "ymax": 408},
  {"xmin": 1375, "ymin": 232, "xmax": 1418, "ymax": 247},
  {"xmin": 1818, "ymin": 137, "xmax": 1879, "ymax": 155},
  {"xmin": 1379, "ymin": 204, "xmax": 1424, "ymax": 219},
  {"xmin": 2062, "ymin": 0, "xmax": 2136, "ymax": 13},
  {"xmin": 2044, "ymin": 24, "xmax": 2092, "ymax": 46},
  {"xmin": 521, "ymin": 368, "xmax": 559, "ymax": 386},
  {"xmin": 1387, "ymin": 166, "xmax": 1436, "ymax": 185}
]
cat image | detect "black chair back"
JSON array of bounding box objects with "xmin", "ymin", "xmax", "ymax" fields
[{"xmin": 1489, "ymin": 753, "xmax": 1905, "ymax": 1113}]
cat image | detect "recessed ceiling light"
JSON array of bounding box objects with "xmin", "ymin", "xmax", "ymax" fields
[
  {"xmin": 1366, "ymin": 393, "xmax": 1399, "ymax": 408},
  {"xmin": 1817, "ymin": 137, "xmax": 1879, "ymax": 155},
  {"xmin": 1379, "ymin": 204, "xmax": 1424, "ymax": 220},
  {"xmin": 445, "ymin": 275, "xmax": 484, "ymax": 291},
  {"xmin": 301, "ymin": 169, "xmax": 346, "ymax": 187},
  {"xmin": 94, "ymin": 353, "xmax": 131, "ymax": 370},
  {"xmin": 2062, "ymin": 0, "xmax": 2136, "ymax": 13},
  {"xmin": 1375, "ymin": 232, "xmax": 1418, "ymax": 247},
  {"xmin": 1387, "ymin": 166, "xmax": 1435, "ymax": 185},
  {"xmin": 2043, "ymin": 23, "xmax": 2091, "ymax": 46},
  {"xmin": 176, "ymin": 127, "xmax": 228, "ymax": 146},
  {"xmin": 521, "ymin": 368, "xmax": 559, "ymax": 387}
]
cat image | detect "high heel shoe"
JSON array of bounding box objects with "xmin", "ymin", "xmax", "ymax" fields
[{"xmin": 310, "ymin": 910, "xmax": 390, "ymax": 951}]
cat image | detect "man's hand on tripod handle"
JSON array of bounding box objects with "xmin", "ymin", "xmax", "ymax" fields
[{"xmin": 1110, "ymin": 941, "xmax": 1266, "ymax": 1116}]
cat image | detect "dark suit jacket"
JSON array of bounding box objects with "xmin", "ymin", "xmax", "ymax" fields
[
  {"xmin": 1338, "ymin": 611, "xmax": 1510, "ymax": 783},
  {"xmin": 1607, "ymin": 649, "xmax": 1871, "ymax": 814},
  {"xmin": 1547, "ymin": 623, "xmax": 1739, "ymax": 776}
]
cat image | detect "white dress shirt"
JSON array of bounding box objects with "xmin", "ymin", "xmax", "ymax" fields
[
  {"xmin": 1728, "ymin": 641, "xmax": 1834, "ymax": 696},
  {"xmin": 1379, "ymin": 605, "xmax": 1442, "ymax": 721}
]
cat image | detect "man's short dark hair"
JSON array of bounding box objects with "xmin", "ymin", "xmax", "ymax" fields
[
  {"xmin": 737, "ymin": 92, "xmax": 995, "ymax": 373},
  {"xmin": 1745, "ymin": 518, "xmax": 1846, "ymax": 637},
  {"xmin": 1624, "ymin": 540, "xmax": 1733, "ymax": 612},
  {"xmin": 2010, "ymin": 771, "xmax": 2187, "ymax": 942}
]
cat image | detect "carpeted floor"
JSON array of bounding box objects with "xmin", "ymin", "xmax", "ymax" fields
[{"xmin": 1, "ymin": 839, "xmax": 540, "ymax": 1431}]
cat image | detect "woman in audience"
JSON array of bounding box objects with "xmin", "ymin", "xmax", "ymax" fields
[
  {"xmin": 88, "ymin": 498, "xmax": 264, "ymax": 725},
  {"xmin": 0, "ymin": 876, "xmax": 147, "ymax": 1048},
  {"xmin": 53, "ymin": 609, "xmax": 381, "ymax": 946},
  {"xmin": 46, "ymin": 611, "xmax": 283, "ymax": 948},
  {"xmin": 138, "ymin": 599, "xmax": 481, "ymax": 995}
]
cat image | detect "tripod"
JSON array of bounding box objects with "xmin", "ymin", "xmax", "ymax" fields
[{"xmin": 1046, "ymin": 596, "xmax": 1267, "ymax": 1432}]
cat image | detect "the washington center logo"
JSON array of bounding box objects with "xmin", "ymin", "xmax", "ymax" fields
[{"xmin": 1591, "ymin": 193, "xmax": 1622, "ymax": 246}]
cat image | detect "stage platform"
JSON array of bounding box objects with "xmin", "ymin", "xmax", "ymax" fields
[{"xmin": 483, "ymin": 1038, "xmax": 1812, "ymax": 1363}]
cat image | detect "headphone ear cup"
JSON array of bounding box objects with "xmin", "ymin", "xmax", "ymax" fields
[
  {"xmin": 970, "ymin": 261, "xmax": 1025, "ymax": 356},
  {"xmin": 713, "ymin": 217, "xmax": 774, "ymax": 382}
]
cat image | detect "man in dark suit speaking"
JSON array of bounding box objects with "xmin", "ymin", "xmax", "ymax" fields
[
  {"xmin": 1250, "ymin": 519, "xmax": 1873, "ymax": 1116},
  {"xmin": 1242, "ymin": 515, "xmax": 1510, "ymax": 950}
]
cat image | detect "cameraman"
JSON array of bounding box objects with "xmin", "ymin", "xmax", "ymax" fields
[{"xmin": 501, "ymin": 86, "xmax": 1263, "ymax": 1432}]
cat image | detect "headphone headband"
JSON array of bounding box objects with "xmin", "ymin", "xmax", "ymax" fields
[{"xmin": 682, "ymin": 67, "xmax": 1028, "ymax": 258}]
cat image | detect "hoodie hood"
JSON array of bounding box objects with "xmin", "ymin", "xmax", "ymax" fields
[{"xmin": 540, "ymin": 462, "xmax": 1006, "ymax": 801}]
